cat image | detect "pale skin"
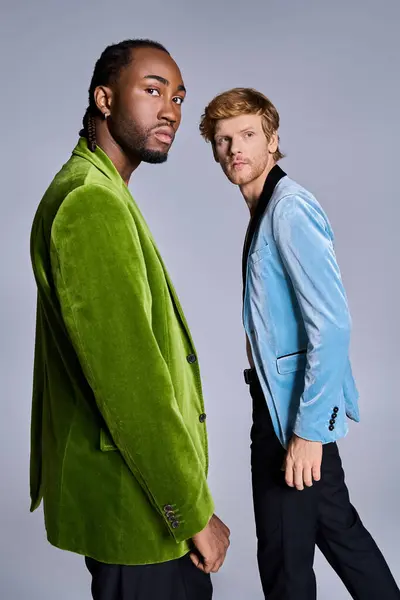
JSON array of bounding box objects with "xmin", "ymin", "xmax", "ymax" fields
[
  {"xmin": 91, "ymin": 46, "xmax": 230, "ymax": 571},
  {"xmin": 213, "ymin": 113, "xmax": 323, "ymax": 492}
]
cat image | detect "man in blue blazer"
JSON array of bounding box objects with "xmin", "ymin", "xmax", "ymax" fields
[{"xmin": 200, "ymin": 87, "xmax": 400, "ymax": 599}]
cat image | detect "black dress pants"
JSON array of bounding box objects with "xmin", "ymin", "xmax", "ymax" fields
[
  {"xmin": 247, "ymin": 368, "xmax": 400, "ymax": 600},
  {"xmin": 85, "ymin": 553, "xmax": 212, "ymax": 600}
]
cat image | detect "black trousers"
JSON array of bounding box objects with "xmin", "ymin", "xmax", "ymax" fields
[
  {"xmin": 85, "ymin": 553, "xmax": 212, "ymax": 600},
  {"xmin": 247, "ymin": 368, "xmax": 400, "ymax": 600}
]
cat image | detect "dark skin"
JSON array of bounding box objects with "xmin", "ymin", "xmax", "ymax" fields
[
  {"xmin": 93, "ymin": 47, "xmax": 186, "ymax": 184},
  {"xmin": 91, "ymin": 46, "xmax": 230, "ymax": 572}
]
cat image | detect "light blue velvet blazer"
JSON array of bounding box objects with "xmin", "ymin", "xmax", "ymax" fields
[{"xmin": 244, "ymin": 171, "xmax": 360, "ymax": 448}]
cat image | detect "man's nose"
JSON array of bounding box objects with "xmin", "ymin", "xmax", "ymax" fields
[
  {"xmin": 230, "ymin": 136, "xmax": 242, "ymax": 155},
  {"xmin": 158, "ymin": 99, "xmax": 178, "ymax": 126}
]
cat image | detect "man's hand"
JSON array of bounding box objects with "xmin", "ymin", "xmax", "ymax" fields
[
  {"xmin": 190, "ymin": 514, "xmax": 230, "ymax": 574},
  {"xmin": 283, "ymin": 434, "xmax": 322, "ymax": 491}
]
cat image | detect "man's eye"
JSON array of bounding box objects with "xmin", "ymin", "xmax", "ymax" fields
[
  {"xmin": 245, "ymin": 132, "xmax": 254, "ymax": 138},
  {"xmin": 146, "ymin": 88, "xmax": 160, "ymax": 96},
  {"xmin": 173, "ymin": 97, "xmax": 184, "ymax": 105}
]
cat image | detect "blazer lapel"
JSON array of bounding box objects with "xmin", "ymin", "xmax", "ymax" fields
[
  {"xmin": 242, "ymin": 165, "xmax": 286, "ymax": 297},
  {"xmin": 125, "ymin": 188, "xmax": 196, "ymax": 348}
]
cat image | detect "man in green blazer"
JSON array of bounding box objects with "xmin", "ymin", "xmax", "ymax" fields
[{"xmin": 30, "ymin": 39, "xmax": 230, "ymax": 600}]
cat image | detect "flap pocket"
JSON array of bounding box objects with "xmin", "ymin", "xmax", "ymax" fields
[
  {"xmin": 100, "ymin": 428, "xmax": 118, "ymax": 452},
  {"xmin": 276, "ymin": 351, "xmax": 307, "ymax": 375},
  {"xmin": 249, "ymin": 243, "xmax": 271, "ymax": 264}
]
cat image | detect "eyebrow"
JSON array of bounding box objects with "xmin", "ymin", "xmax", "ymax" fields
[
  {"xmin": 143, "ymin": 74, "xmax": 186, "ymax": 93},
  {"xmin": 215, "ymin": 127, "xmax": 255, "ymax": 138}
]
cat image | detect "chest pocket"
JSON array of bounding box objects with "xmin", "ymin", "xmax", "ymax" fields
[{"xmin": 249, "ymin": 242, "xmax": 271, "ymax": 264}]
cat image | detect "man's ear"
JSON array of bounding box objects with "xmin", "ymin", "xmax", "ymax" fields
[
  {"xmin": 94, "ymin": 85, "xmax": 113, "ymax": 117},
  {"xmin": 268, "ymin": 131, "xmax": 279, "ymax": 155}
]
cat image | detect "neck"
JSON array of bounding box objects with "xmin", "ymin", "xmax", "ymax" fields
[
  {"xmin": 240, "ymin": 160, "xmax": 276, "ymax": 217},
  {"xmin": 94, "ymin": 118, "xmax": 141, "ymax": 185}
]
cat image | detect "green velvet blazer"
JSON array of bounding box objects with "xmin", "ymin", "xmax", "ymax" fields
[{"xmin": 30, "ymin": 138, "xmax": 214, "ymax": 565}]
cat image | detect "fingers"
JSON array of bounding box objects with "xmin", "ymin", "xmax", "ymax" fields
[
  {"xmin": 284, "ymin": 438, "xmax": 323, "ymax": 490},
  {"xmin": 285, "ymin": 461, "xmax": 312, "ymax": 490},
  {"xmin": 192, "ymin": 550, "xmax": 225, "ymax": 575},
  {"xmin": 192, "ymin": 514, "xmax": 231, "ymax": 575},
  {"xmin": 294, "ymin": 463, "xmax": 304, "ymax": 491},
  {"xmin": 285, "ymin": 462, "xmax": 321, "ymax": 490},
  {"xmin": 194, "ymin": 542, "xmax": 229, "ymax": 575},
  {"xmin": 211, "ymin": 559, "xmax": 224, "ymax": 574},
  {"xmin": 210, "ymin": 545, "xmax": 229, "ymax": 573},
  {"xmin": 303, "ymin": 464, "xmax": 313, "ymax": 488},
  {"xmin": 285, "ymin": 460, "xmax": 294, "ymax": 487},
  {"xmin": 190, "ymin": 552, "xmax": 206, "ymax": 572},
  {"xmin": 312, "ymin": 462, "xmax": 321, "ymax": 482},
  {"xmin": 203, "ymin": 557, "xmax": 217, "ymax": 575},
  {"xmin": 190, "ymin": 553, "xmax": 224, "ymax": 575}
]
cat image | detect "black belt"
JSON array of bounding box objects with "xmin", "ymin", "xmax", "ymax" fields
[{"xmin": 244, "ymin": 368, "xmax": 258, "ymax": 385}]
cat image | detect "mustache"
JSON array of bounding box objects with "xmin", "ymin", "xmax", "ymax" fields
[{"xmin": 151, "ymin": 122, "xmax": 175, "ymax": 135}]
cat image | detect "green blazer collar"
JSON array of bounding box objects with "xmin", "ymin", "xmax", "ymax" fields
[{"xmin": 73, "ymin": 137, "xmax": 126, "ymax": 191}]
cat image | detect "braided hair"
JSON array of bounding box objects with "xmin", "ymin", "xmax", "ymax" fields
[{"xmin": 80, "ymin": 39, "xmax": 170, "ymax": 152}]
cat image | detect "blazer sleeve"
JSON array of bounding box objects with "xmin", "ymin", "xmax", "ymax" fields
[
  {"xmin": 272, "ymin": 193, "xmax": 351, "ymax": 443},
  {"xmin": 50, "ymin": 183, "xmax": 214, "ymax": 543}
]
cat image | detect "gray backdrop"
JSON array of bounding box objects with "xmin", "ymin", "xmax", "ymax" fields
[{"xmin": 1, "ymin": 0, "xmax": 399, "ymax": 598}]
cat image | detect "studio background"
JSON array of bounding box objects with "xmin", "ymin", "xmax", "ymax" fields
[{"xmin": 1, "ymin": 0, "xmax": 399, "ymax": 598}]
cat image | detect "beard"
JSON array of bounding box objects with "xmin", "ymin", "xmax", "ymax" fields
[
  {"xmin": 225, "ymin": 162, "xmax": 259, "ymax": 185},
  {"xmin": 224, "ymin": 152, "xmax": 270, "ymax": 186},
  {"xmin": 108, "ymin": 113, "xmax": 169, "ymax": 164}
]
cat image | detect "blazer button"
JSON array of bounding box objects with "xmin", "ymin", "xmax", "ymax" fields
[
  {"xmin": 171, "ymin": 520, "xmax": 180, "ymax": 529},
  {"xmin": 329, "ymin": 419, "xmax": 335, "ymax": 425},
  {"xmin": 333, "ymin": 406, "xmax": 339, "ymax": 413},
  {"xmin": 331, "ymin": 413, "xmax": 337, "ymax": 420},
  {"xmin": 187, "ymin": 354, "xmax": 197, "ymax": 364},
  {"xmin": 329, "ymin": 425, "xmax": 335, "ymax": 431},
  {"xmin": 164, "ymin": 505, "xmax": 173, "ymax": 513},
  {"xmin": 199, "ymin": 413, "xmax": 207, "ymax": 423}
]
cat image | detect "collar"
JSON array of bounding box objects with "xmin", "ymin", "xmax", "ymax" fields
[
  {"xmin": 252, "ymin": 164, "xmax": 287, "ymax": 226},
  {"xmin": 242, "ymin": 164, "xmax": 287, "ymax": 291},
  {"xmin": 72, "ymin": 137, "xmax": 127, "ymax": 192}
]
